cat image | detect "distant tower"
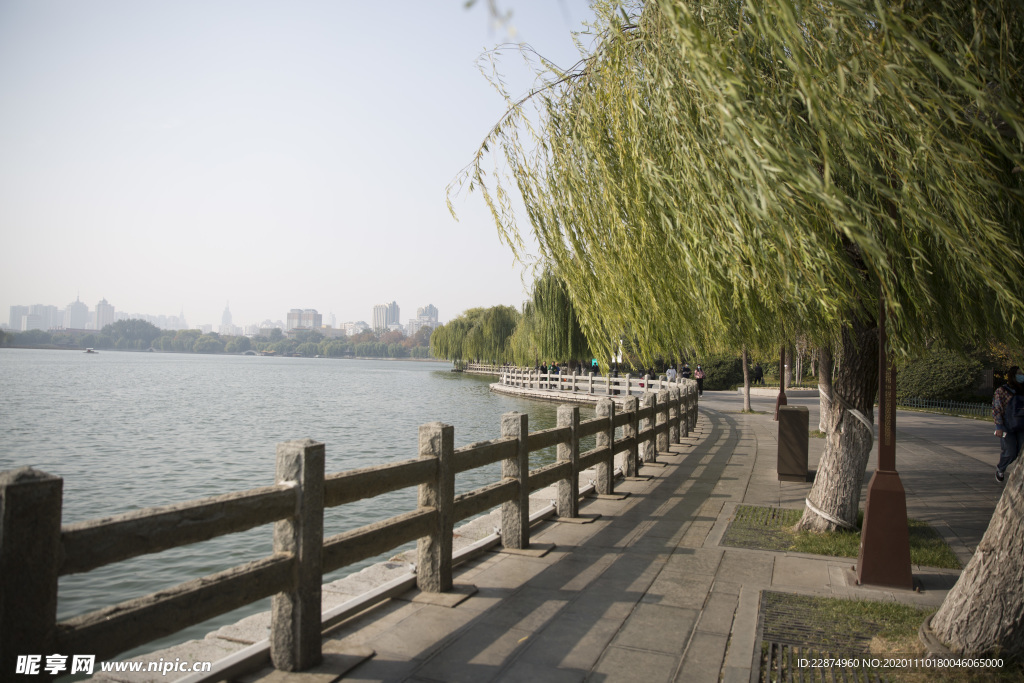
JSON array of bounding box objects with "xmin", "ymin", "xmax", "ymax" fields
[
  {"xmin": 386, "ymin": 301, "xmax": 400, "ymax": 326},
  {"xmin": 372, "ymin": 304, "xmax": 387, "ymax": 332},
  {"xmin": 95, "ymin": 298, "xmax": 115, "ymax": 331},
  {"xmin": 64, "ymin": 297, "xmax": 89, "ymax": 329},
  {"xmin": 219, "ymin": 303, "xmax": 234, "ymax": 335}
]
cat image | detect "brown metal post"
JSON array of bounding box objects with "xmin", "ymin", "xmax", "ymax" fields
[{"xmin": 857, "ymin": 300, "xmax": 913, "ymax": 589}]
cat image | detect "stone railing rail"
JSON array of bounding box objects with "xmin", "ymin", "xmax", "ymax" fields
[
  {"xmin": 500, "ymin": 366, "xmax": 687, "ymax": 397},
  {"xmin": 0, "ymin": 381, "xmax": 698, "ymax": 679},
  {"xmin": 463, "ymin": 363, "xmax": 504, "ymax": 375}
]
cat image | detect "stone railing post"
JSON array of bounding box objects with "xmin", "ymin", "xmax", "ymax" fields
[
  {"xmin": 271, "ymin": 439, "xmax": 325, "ymax": 672},
  {"xmin": 595, "ymin": 398, "xmax": 615, "ymax": 495},
  {"xmin": 556, "ymin": 405, "xmax": 580, "ymax": 518},
  {"xmin": 0, "ymin": 468, "xmax": 62, "ymax": 677},
  {"xmin": 691, "ymin": 384, "xmax": 698, "ymax": 431},
  {"xmin": 624, "ymin": 373, "xmax": 632, "ymax": 396},
  {"xmin": 640, "ymin": 392, "xmax": 657, "ymax": 463},
  {"xmin": 501, "ymin": 412, "xmax": 530, "ymax": 549},
  {"xmin": 668, "ymin": 386, "xmax": 680, "ymax": 444},
  {"xmin": 624, "ymin": 396, "xmax": 640, "ymax": 477},
  {"xmin": 588, "ymin": 371, "xmax": 594, "ymax": 394},
  {"xmin": 656, "ymin": 389, "xmax": 670, "ymax": 454},
  {"xmin": 417, "ymin": 422, "xmax": 455, "ymax": 592}
]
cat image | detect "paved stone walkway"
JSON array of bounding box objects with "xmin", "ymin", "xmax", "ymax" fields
[{"xmin": 240, "ymin": 390, "xmax": 1001, "ymax": 683}]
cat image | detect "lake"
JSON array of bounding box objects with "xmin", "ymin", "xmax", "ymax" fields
[{"xmin": 0, "ymin": 348, "xmax": 592, "ymax": 657}]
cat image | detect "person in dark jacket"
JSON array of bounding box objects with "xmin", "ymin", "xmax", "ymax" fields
[{"xmin": 994, "ymin": 365, "xmax": 1024, "ymax": 482}]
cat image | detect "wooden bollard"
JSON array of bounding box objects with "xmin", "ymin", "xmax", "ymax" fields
[
  {"xmin": 417, "ymin": 422, "xmax": 454, "ymax": 593},
  {"xmin": 0, "ymin": 467, "xmax": 62, "ymax": 677},
  {"xmin": 501, "ymin": 412, "xmax": 530, "ymax": 549},
  {"xmin": 271, "ymin": 439, "xmax": 325, "ymax": 672},
  {"xmin": 556, "ymin": 405, "xmax": 580, "ymax": 518},
  {"xmin": 596, "ymin": 398, "xmax": 615, "ymax": 495}
]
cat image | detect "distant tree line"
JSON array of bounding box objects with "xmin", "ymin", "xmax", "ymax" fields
[{"xmin": 0, "ymin": 319, "xmax": 435, "ymax": 359}]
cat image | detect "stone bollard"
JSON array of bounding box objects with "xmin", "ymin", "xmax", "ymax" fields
[
  {"xmin": 0, "ymin": 467, "xmax": 63, "ymax": 678},
  {"xmin": 668, "ymin": 386, "xmax": 680, "ymax": 444},
  {"xmin": 640, "ymin": 393, "xmax": 657, "ymax": 463},
  {"xmin": 623, "ymin": 395, "xmax": 640, "ymax": 477},
  {"xmin": 417, "ymin": 422, "xmax": 455, "ymax": 593},
  {"xmin": 595, "ymin": 398, "xmax": 615, "ymax": 495},
  {"xmin": 656, "ymin": 389, "xmax": 670, "ymax": 453},
  {"xmin": 272, "ymin": 439, "xmax": 325, "ymax": 672},
  {"xmin": 501, "ymin": 412, "xmax": 530, "ymax": 549},
  {"xmin": 556, "ymin": 405, "xmax": 580, "ymax": 517}
]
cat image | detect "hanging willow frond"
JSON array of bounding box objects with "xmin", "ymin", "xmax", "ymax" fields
[{"xmin": 452, "ymin": 0, "xmax": 1024, "ymax": 362}]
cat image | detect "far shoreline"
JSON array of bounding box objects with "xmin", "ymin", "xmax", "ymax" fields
[{"xmin": 0, "ymin": 345, "xmax": 450, "ymax": 363}]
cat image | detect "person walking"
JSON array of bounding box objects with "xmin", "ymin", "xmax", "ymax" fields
[
  {"xmin": 681, "ymin": 363, "xmax": 692, "ymax": 379},
  {"xmin": 694, "ymin": 364, "xmax": 705, "ymax": 396},
  {"xmin": 994, "ymin": 365, "xmax": 1024, "ymax": 482},
  {"xmin": 753, "ymin": 363, "xmax": 764, "ymax": 386}
]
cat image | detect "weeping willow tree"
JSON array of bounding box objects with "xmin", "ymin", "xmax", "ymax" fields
[
  {"xmin": 429, "ymin": 306, "xmax": 520, "ymax": 363},
  {"xmin": 454, "ymin": 0, "xmax": 1024, "ymax": 656},
  {"xmin": 509, "ymin": 269, "xmax": 593, "ymax": 366}
]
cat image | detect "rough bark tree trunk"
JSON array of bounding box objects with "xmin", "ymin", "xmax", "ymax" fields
[
  {"xmin": 817, "ymin": 345, "xmax": 833, "ymax": 434},
  {"xmin": 928, "ymin": 456, "xmax": 1024, "ymax": 657},
  {"xmin": 795, "ymin": 317, "xmax": 879, "ymax": 532},
  {"xmin": 742, "ymin": 347, "xmax": 752, "ymax": 412}
]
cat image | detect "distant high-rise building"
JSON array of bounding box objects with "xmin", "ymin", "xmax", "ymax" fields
[
  {"xmin": 63, "ymin": 298, "xmax": 89, "ymax": 330},
  {"xmin": 417, "ymin": 304, "xmax": 438, "ymax": 323},
  {"xmin": 95, "ymin": 298, "xmax": 115, "ymax": 331},
  {"xmin": 373, "ymin": 301, "xmax": 400, "ymax": 331},
  {"xmin": 372, "ymin": 305, "xmax": 387, "ymax": 332},
  {"xmin": 29, "ymin": 304, "xmax": 61, "ymax": 330},
  {"xmin": 219, "ymin": 303, "xmax": 238, "ymax": 335},
  {"xmin": 9, "ymin": 305, "xmax": 28, "ymax": 329},
  {"xmin": 286, "ymin": 308, "xmax": 321, "ymax": 331},
  {"xmin": 301, "ymin": 309, "xmax": 321, "ymax": 329}
]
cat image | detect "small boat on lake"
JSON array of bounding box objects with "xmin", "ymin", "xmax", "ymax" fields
[{"xmin": 84, "ymin": 348, "xmax": 99, "ymax": 354}]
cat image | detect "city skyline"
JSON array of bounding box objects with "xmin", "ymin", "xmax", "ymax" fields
[
  {"xmin": 0, "ymin": 2, "xmax": 595, "ymax": 331},
  {"xmin": 7, "ymin": 293, "xmax": 443, "ymax": 335}
]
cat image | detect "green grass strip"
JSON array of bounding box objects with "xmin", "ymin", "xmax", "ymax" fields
[{"xmin": 722, "ymin": 505, "xmax": 961, "ymax": 569}]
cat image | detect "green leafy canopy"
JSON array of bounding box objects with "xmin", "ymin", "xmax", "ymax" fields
[{"xmin": 452, "ymin": 0, "xmax": 1024, "ymax": 363}]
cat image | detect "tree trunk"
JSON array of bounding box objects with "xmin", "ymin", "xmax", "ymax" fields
[
  {"xmin": 742, "ymin": 347, "xmax": 751, "ymax": 412},
  {"xmin": 817, "ymin": 345, "xmax": 833, "ymax": 433},
  {"xmin": 928, "ymin": 457, "xmax": 1024, "ymax": 657},
  {"xmin": 795, "ymin": 318, "xmax": 878, "ymax": 532}
]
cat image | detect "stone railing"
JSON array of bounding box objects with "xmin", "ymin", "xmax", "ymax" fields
[
  {"xmin": 500, "ymin": 366, "xmax": 689, "ymax": 397},
  {"xmin": 1, "ymin": 387, "xmax": 697, "ymax": 679},
  {"xmin": 463, "ymin": 363, "xmax": 504, "ymax": 375}
]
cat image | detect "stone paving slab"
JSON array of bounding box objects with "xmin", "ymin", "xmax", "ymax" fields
[{"xmin": 145, "ymin": 389, "xmax": 1004, "ymax": 683}]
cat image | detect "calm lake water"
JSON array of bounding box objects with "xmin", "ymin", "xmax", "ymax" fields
[{"xmin": 0, "ymin": 349, "xmax": 592, "ymax": 658}]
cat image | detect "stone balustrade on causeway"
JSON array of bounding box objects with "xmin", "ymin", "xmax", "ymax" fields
[
  {"xmin": 494, "ymin": 366, "xmax": 693, "ymax": 405},
  {"xmin": 0, "ymin": 380, "xmax": 699, "ymax": 680}
]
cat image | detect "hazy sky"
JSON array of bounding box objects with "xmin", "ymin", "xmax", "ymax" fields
[{"xmin": 0, "ymin": 1, "xmax": 595, "ymax": 328}]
